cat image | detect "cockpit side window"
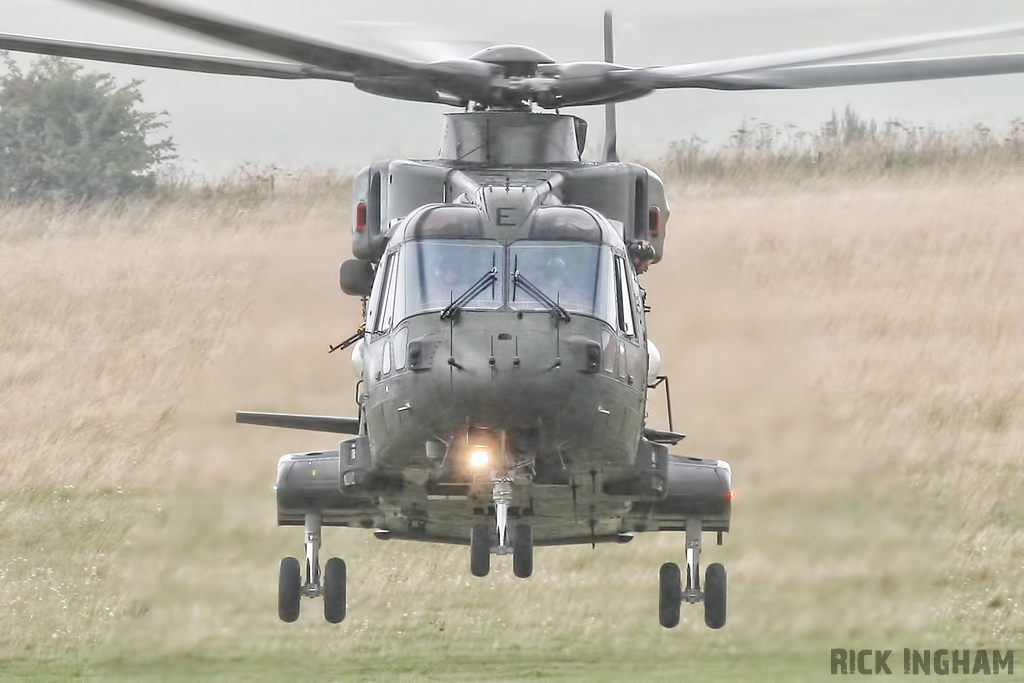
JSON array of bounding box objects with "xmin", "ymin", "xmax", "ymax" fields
[
  {"xmin": 372, "ymin": 250, "xmax": 402, "ymax": 334},
  {"xmin": 366, "ymin": 257, "xmax": 385, "ymax": 328},
  {"xmin": 402, "ymin": 239, "xmax": 503, "ymax": 317},
  {"xmin": 613, "ymin": 255, "xmax": 636, "ymax": 337}
]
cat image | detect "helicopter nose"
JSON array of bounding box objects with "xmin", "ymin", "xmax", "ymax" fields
[
  {"xmin": 436, "ymin": 313, "xmax": 612, "ymax": 430},
  {"xmin": 364, "ymin": 310, "xmax": 645, "ymax": 472}
]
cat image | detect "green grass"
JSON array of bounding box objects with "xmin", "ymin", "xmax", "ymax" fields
[
  {"xmin": 1, "ymin": 651, "xmax": 831, "ymax": 682},
  {"xmin": 0, "ymin": 473, "xmax": 998, "ymax": 681}
]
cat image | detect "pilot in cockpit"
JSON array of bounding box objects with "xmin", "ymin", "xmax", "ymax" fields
[
  {"xmin": 546, "ymin": 256, "xmax": 569, "ymax": 290},
  {"xmin": 544, "ymin": 255, "xmax": 584, "ymax": 308},
  {"xmin": 434, "ymin": 254, "xmax": 462, "ymax": 289}
]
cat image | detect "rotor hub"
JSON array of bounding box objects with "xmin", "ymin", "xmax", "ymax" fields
[{"xmin": 469, "ymin": 44, "xmax": 554, "ymax": 78}]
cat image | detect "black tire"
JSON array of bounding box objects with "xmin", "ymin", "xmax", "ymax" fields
[
  {"xmin": 659, "ymin": 562, "xmax": 682, "ymax": 628},
  {"xmin": 278, "ymin": 557, "xmax": 301, "ymax": 623},
  {"xmin": 704, "ymin": 562, "xmax": 727, "ymax": 629},
  {"xmin": 470, "ymin": 523, "xmax": 491, "ymax": 577},
  {"xmin": 512, "ymin": 524, "xmax": 533, "ymax": 579},
  {"xmin": 323, "ymin": 557, "xmax": 347, "ymax": 624}
]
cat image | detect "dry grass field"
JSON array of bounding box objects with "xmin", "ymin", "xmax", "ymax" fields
[{"xmin": 1, "ymin": 163, "xmax": 1022, "ymax": 681}]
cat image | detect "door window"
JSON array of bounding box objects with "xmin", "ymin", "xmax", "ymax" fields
[{"xmin": 614, "ymin": 255, "xmax": 636, "ymax": 337}]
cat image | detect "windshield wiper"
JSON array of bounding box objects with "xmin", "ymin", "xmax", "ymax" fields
[
  {"xmin": 512, "ymin": 271, "xmax": 571, "ymax": 322},
  {"xmin": 440, "ymin": 267, "xmax": 498, "ymax": 320}
]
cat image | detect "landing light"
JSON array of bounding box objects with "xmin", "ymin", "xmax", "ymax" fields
[{"xmin": 470, "ymin": 449, "xmax": 490, "ymax": 467}]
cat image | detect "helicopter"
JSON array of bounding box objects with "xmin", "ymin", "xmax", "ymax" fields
[{"xmin": 8, "ymin": 0, "xmax": 1024, "ymax": 631}]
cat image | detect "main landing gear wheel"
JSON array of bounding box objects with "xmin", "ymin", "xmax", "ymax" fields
[
  {"xmin": 658, "ymin": 562, "xmax": 682, "ymax": 628},
  {"xmin": 658, "ymin": 519, "xmax": 729, "ymax": 630},
  {"xmin": 323, "ymin": 557, "xmax": 347, "ymax": 624},
  {"xmin": 470, "ymin": 523, "xmax": 491, "ymax": 577},
  {"xmin": 279, "ymin": 512, "xmax": 349, "ymax": 624},
  {"xmin": 278, "ymin": 556, "xmax": 301, "ymax": 623},
  {"xmin": 512, "ymin": 524, "xmax": 533, "ymax": 578},
  {"xmin": 703, "ymin": 562, "xmax": 727, "ymax": 629}
]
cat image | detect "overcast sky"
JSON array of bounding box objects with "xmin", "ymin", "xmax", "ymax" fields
[{"xmin": 7, "ymin": 0, "xmax": 1024, "ymax": 174}]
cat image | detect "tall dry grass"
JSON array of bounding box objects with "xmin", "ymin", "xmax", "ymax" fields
[
  {"xmin": 0, "ymin": 171, "xmax": 358, "ymax": 492},
  {"xmin": 1, "ymin": 145, "xmax": 1023, "ymax": 675},
  {"xmin": 645, "ymin": 172, "xmax": 1024, "ymax": 647}
]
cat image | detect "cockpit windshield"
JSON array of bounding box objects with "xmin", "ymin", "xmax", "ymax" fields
[
  {"xmin": 369, "ymin": 206, "xmax": 620, "ymax": 329},
  {"xmin": 401, "ymin": 240, "xmax": 503, "ymax": 318},
  {"xmin": 509, "ymin": 241, "xmax": 613, "ymax": 320}
]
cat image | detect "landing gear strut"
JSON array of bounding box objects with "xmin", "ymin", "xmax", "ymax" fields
[
  {"xmin": 468, "ymin": 475, "xmax": 534, "ymax": 578},
  {"xmin": 493, "ymin": 478, "xmax": 512, "ymax": 552},
  {"xmin": 278, "ymin": 511, "xmax": 347, "ymax": 623},
  {"xmin": 659, "ymin": 518, "xmax": 727, "ymax": 629},
  {"xmin": 304, "ymin": 511, "xmax": 322, "ymax": 597}
]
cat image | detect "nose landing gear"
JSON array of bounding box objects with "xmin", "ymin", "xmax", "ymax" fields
[
  {"xmin": 658, "ymin": 518, "xmax": 727, "ymax": 629},
  {"xmin": 493, "ymin": 478, "xmax": 513, "ymax": 553},
  {"xmin": 278, "ymin": 511, "xmax": 348, "ymax": 623},
  {"xmin": 468, "ymin": 475, "xmax": 534, "ymax": 578}
]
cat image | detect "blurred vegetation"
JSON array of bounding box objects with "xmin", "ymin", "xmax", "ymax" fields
[
  {"xmin": 154, "ymin": 162, "xmax": 352, "ymax": 207},
  {"xmin": 2, "ymin": 105, "xmax": 1023, "ymax": 680},
  {"xmin": 654, "ymin": 106, "xmax": 1024, "ymax": 183},
  {"xmin": 4, "ymin": 172, "xmax": 1023, "ymax": 679},
  {"xmin": 0, "ymin": 55, "xmax": 176, "ymax": 202}
]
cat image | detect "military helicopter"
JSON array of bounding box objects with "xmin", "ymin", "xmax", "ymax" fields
[{"xmin": 9, "ymin": 0, "xmax": 1024, "ymax": 630}]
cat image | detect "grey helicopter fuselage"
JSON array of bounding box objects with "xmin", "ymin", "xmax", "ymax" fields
[
  {"xmin": 339, "ymin": 111, "xmax": 678, "ymax": 543},
  {"xmin": 361, "ymin": 204, "xmax": 647, "ymax": 476},
  {"xmin": 262, "ymin": 108, "xmax": 732, "ymax": 629}
]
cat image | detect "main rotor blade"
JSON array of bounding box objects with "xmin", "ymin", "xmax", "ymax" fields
[
  {"xmin": 332, "ymin": 21, "xmax": 493, "ymax": 63},
  {"xmin": 677, "ymin": 53, "xmax": 1024, "ymax": 90},
  {"xmin": 75, "ymin": 0, "xmax": 421, "ymax": 79},
  {"xmin": 0, "ymin": 32, "xmax": 349, "ymax": 81},
  {"xmin": 622, "ymin": 19, "xmax": 1024, "ymax": 87},
  {"xmin": 73, "ymin": 0, "xmax": 500, "ymax": 103}
]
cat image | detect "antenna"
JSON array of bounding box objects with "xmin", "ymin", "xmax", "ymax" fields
[{"xmin": 601, "ymin": 10, "xmax": 619, "ymax": 163}]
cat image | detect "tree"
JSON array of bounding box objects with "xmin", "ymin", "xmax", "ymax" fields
[{"xmin": 0, "ymin": 55, "xmax": 176, "ymax": 200}]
